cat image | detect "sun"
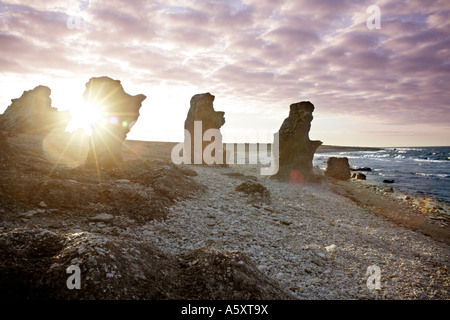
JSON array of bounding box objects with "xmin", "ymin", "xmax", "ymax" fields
[{"xmin": 66, "ymin": 100, "xmax": 103, "ymax": 135}]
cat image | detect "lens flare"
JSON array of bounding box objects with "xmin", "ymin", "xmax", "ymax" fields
[
  {"xmin": 290, "ymin": 170, "xmax": 304, "ymax": 187},
  {"xmin": 109, "ymin": 116, "xmax": 119, "ymax": 125},
  {"xmin": 66, "ymin": 100, "xmax": 102, "ymax": 135}
]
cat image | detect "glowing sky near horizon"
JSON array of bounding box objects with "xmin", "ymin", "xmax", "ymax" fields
[{"xmin": 0, "ymin": 0, "xmax": 449, "ymax": 147}]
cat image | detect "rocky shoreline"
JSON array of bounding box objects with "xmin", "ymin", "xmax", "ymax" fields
[
  {"xmin": 142, "ymin": 163, "xmax": 449, "ymax": 299},
  {"xmin": 0, "ymin": 135, "xmax": 448, "ymax": 299}
]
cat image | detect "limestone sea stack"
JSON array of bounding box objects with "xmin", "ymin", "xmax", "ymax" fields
[
  {"xmin": 184, "ymin": 93, "xmax": 225, "ymax": 164},
  {"xmin": 83, "ymin": 77, "xmax": 146, "ymax": 168},
  {"xmin": 0, "ymin": 85, "xmax": 69, "ymax": 136},
  {"xmin": 271, "ymin": 101, "xmax": 322, "ymax": 182}
]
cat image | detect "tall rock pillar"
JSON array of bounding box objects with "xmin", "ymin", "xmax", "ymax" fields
[
  {"xmin": 83, "ymin": 77, "xmax": 146, "ymax": 168},
  {"xmin": 271, "ymin": 101, "xmax": 322, "ymax": 183},
  {"xmin": 184, "ymin": 93, "xmax": 225, "ymax": 165}
]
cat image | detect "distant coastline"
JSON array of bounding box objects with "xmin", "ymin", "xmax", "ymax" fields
[{"xmin": 125, "ymin": 139, "xmax": 383, "ymax": 153}]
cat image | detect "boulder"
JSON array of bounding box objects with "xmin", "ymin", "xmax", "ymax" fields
[
  {"xmin": 0, "ymin": 85, "xmax": 69, "ymax": 136},
  {"xmin": 355, "ymin": 173, "xmax": 366, "ymax": 180},
  {"xmin": 235, "ymin": 180, "xmax": 271, "ymax": 204},
  {"xmin": 83, "ymin": 77, "xmax": 146, "ymax": 168},
  {"xmin": 324, "ymin": 157, "xmax": 351, "ymax": 180},
  {"xmin": 271, "ymin": 101, "xmax": 322, "ymax": 182},
  {"xmin": 184, "ymin": 93, "xmax": 225, "ymax": 164}
]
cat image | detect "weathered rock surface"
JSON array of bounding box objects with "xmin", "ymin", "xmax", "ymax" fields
[
  {"xmin": 0, "ymin": 228, "xmax": 290, "ymax": 299},
  {"xmin": 271, "ymin": 101, "xmax": 322, "ymax": 182},
  {"xmin": 184, "ymin": 93, "xmax": 225, "ymax": 164},
  {"xmin": 0, "ymin": 85, "xmax": 69, "ymax": 136},
  {"xmin": 0, "ymin": 131, "xmax": 11, "ymax": 161},
  {"xmin": 324, "ymin": 157, "xmax": 351, "ymax": 180},
  {"xmin": 83, "ymin": 77, "xmax": 146, "ymax": 168}
]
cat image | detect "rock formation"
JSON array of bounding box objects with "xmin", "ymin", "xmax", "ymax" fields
[
  {"xmin": 184, "ymin": 93, "xmax": 225, "ymax": 164},
  {"xmin": 0, "ymin": 85, "xmax": 69, "ymax": 136},
  {"xmin": 271, "ymin": 101, "xmax": 322, "ymax": 182},
  {"xmin": 83, "ymin": 77, "xmax": 146, "ymax": 168},
  {"xmin": 324, "ymin": 157, "xmax": 351, "ymax": 180}
]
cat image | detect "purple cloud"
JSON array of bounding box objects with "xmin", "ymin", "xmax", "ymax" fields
[{"xmin": 0, "ymin": 0, "xmax": 449, "ymax": 146}]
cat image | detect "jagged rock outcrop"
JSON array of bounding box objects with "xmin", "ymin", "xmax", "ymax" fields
[
  {"xmin": 324, "ymin": 157, "xmax": 351, "ymax": 180},
  {"xmin": 184, "ymin": 93, "xmax": 225, "ymax": 164},
  {"xmin": 0, "ymin": 85, "xmax": 69, "ymax": 136},
  {"xmin": 271, "ymin": 101, "xmax": 322, "ymax": 182},
  {"xmin": 83, "ymin": 77, "xmax": 146, "ymax": 168}
]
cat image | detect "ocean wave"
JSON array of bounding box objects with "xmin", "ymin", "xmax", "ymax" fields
[
  {"xmin": 412, "ymin": 172, "xmax": 450, "ymax": 178},
  {"xmin": 412, "ymin": 158, "xmax": 449, "ymax": 163}
]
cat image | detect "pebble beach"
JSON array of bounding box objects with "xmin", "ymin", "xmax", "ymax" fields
[{"xmin": 142, "ymin": 163, "xmax": 449, "ymax": 299}]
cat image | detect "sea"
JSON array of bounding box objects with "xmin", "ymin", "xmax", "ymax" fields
[{"xmin": 314, "ymin": 146, "xmax": 450, "ymax": 204}]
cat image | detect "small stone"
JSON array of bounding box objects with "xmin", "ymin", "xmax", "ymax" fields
[
  {"xmin": 239, "ymin": 231, "xmax": 252, "ymax": 237},
  {"xmin": 309, "ymin": 277, "xmax": 323, "ymax": 284},
  {"xmin": 325, "ymin": 244, "xmax": 336, "ymax": 252},
  {"xmin": 21, "ymin": 210, "xmax": 38, "ymax": 217},
  {"xmin": 116, "ymin": 179, "xmax": 131, "ymax": 184},
  {"xmin": 38, "ymin": 201, "xmax": 47, "ymax": 208},
  {"xmin": 312, "ymin": 259, "xmax": 325, "ymax": 267},
  {"xmin": 91, "ymin": 213, "xmax": 114, "ymax": 221},
  {"xmin": 304, "ymin": 268, "xmax": 313, "ymax": 274}
]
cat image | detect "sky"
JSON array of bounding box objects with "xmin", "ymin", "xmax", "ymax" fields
[{"xmin": 0, "ymin": 0, "xmax": 449, "ymax": 147}]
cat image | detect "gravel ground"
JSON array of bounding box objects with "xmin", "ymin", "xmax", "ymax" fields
[{"xmin": 141, "ymin": 164, "xmax": 449, "ymax": 300}]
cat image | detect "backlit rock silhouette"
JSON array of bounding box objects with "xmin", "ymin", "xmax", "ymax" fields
[
  {"xmin": 0, "ymin": 85, "xmax": 69, "ymax": 136},
  {"xmin": 271, "ymin": 101, "xmax": 322, "ymax": 183},
  {"xmin": 83, "ymin": 77, "xmax": 146, "ymax": 168},
  {"xmin": 184, "ymin": 93, "xmax": 225, "ymax": 164}
]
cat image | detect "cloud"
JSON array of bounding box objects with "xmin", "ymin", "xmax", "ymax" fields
[{"xmin": 0, "ymin": 0, "xmax": 449, "ymax": 143}]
